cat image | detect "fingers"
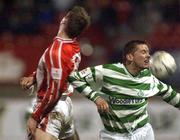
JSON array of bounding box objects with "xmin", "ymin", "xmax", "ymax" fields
[
  {"xmin": 27, "ymin": 124, "xmax": 32, "ymax": 135},
  {"xmin": 100, "ymin": 101, "xmax": 109, "ymax": 113},
  {"xmin": 27, "ymin": 128, "xmax": 34, "ymax": 140},
  {"xmin": 27, "ymin": 128, "xmax": 32, "ymax": 139},
  {"xmin": 20, "ymin": 77, "xmax": 28, "ymax": 90},
  {"xmin": 95, "ymin": 97, "xmax": 109, "ymax": 113},
  {"xmin": 27, "ymin": 127, "xmax": 35, "ymax": 140},
  {"xmin": 27, "ymin": 117, "xmax": 38, "ymax": 135},
  {"xmin": 27, "ymin": 126, "xmax": 32, "ymax": 140},
  {"xmin": 27, "ymin": 132, "xmax": 33, "ymax": 140},
  {"xmin": 20, "ymin": 77, "xmax": 34, "ymax": 90}
]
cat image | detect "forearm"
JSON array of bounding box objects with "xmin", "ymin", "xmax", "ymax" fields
[
  {"xmin": 32, "ymin": 81, "xmax": 59, "ymax": 122},
  {"xmin": 68, "ymin": 71, "xmax": 100, "ymax": 102},
  {"xmin": 159, "ymin": 86, "xmax": 180, "ymax": 108},
  {"xmin": 31, "ymin": 92, "xmax": 53, "ymax": 122},
  {"xmin": 164, "ymin": 92, "xmax": 180, "ymax": 108}
]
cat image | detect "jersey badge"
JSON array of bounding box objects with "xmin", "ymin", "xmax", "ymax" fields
[
  {"xmin": 51, "ymin": 68, "xmax": 62, "ymax": 80},
  {"xmin": 79, "ymin": 68, "xmax": 91, "ymax": 78}
]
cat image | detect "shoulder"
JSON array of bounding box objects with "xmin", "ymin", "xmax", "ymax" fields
[
  {"xmin": 61, "ymin": 42, "xmax": 80, "ymax": 55},
  {"xmin": 53, "ymin": 37, "xmax": 80, "ymax": 52},
  {"xmin": 103, "ymin": 63, "xmax": 121, "ymax": 68},
  {"xmin": 102, "ymin": 63, "xmax": 126, "ymax": 74}
]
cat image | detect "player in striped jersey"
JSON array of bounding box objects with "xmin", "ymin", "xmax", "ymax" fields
[
  {"xmin": 68, "ymin": 40, "xmax": 180, "ymax": 140},
  {"xmin": 20, "ymin": 6, "xmax": 90, "ymax": 140}
]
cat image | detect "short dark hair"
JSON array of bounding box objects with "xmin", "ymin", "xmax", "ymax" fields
[
  {"xmin": 122, "ymin": 40, "xmax": 150, "ymax": 63},
  {"xmin": 65, "ymin": 6, "xmax": 90, "ymax": 38}
]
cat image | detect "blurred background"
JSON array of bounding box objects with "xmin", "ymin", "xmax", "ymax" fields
[{"xmin": 0, "ymin": 0, "xmax": 180, "ymax": 140}]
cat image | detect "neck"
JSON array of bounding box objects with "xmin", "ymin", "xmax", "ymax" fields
[
  {"xmin": 125, "ymin": 63, "xmax": 141, "ymax": 76},
  {"xmin": 57, "ymin": 31, "xmax": 70, "ymax": 39},
  {"xmin": 57, "ymin": 25, "xmax": 71, "ymax": 39}
]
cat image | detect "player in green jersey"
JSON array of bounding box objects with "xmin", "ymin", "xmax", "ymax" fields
[{"xmin": 68, "ymin": 40, "xmax": 180, "ymax": 140}]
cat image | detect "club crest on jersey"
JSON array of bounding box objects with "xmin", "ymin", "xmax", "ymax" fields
[
  {"xmin": 137, "ymin": 90, "xmax": 144, "ymax": 97},
  {"xmin": 51, "ymin": 68, "xmax": 62, "ymax": 80}
]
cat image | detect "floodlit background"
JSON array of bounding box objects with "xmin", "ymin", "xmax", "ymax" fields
[{"xmin": 0, "ymin": 0, "xmax": 180, "ymax": 140}]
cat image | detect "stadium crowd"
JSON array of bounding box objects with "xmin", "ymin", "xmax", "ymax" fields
[{"xmin": 0, "ymin": 0, "xmax": 180, "ymax": 85}]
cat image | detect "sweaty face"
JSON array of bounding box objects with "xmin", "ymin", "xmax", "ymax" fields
[{"xmin": 131, "ymin": 44, "xmax": 150, "ymax": 70}]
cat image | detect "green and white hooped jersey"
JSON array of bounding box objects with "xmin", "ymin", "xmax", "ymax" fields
[{"xmin": 68, "ymin": 63, "xmax": 180, "ymax": 134}]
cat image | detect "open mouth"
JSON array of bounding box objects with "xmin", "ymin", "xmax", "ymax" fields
[{"xmin": 144, "ymin": 60, "xmax": 149, "ymax": 64}]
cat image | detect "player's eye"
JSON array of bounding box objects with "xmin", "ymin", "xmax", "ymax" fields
[{"xmin": 141, "ymin": 50, "xmax": 146, "ymax": 54}]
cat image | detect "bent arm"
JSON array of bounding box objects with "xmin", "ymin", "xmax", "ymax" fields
[
  {"xmin": 32, "ymin": 42, "xmax": 81, "ymax": 122},
  {"xmin": 68, "ymin": 65, "xmax": 103, "ymax": 102},
  {"xmin": 69, "ymin": 65, "xmax": 109, "ymax": 112}
]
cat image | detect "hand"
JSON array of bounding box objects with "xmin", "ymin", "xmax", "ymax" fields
[
  {"xmin": 95, "ymin": 97, "xmax": 109, "ymax": 113},
  {"xmin": 20, "ymin": 76, "xmax": 34, "ymax": 90},
  {"xmin": 27, "ymin": 117, "xmax": 37, "ymax": 138}
]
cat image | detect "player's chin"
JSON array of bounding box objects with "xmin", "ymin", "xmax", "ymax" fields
[{"xmin": 143, "ymin": 63, "xmax": 150, "ymax": 69}]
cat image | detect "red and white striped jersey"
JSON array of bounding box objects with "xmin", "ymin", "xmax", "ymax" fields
[{"xmin": 32, "ymin": 37, "xmax": 81, "ymax": 122}]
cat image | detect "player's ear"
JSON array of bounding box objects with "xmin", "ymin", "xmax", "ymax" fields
[{"xmin": 126, "ymin": 54, "xmax": 133, "ymax": 61}]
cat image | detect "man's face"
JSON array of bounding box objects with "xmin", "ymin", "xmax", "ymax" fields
[
  {"xmin": 60, "ymin": 16, "xmax": 67, "ymax": 25},
  {"xmin": 59, "ymin": 14, "xmax": 69, "ymax": 32},
  {"xmin": 60, "ymin": 12, "xmax": 70, "ymax": 26},
  {"xmin": 130, "ymin": 44, "xmax": 150, "ymax": 70}
]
